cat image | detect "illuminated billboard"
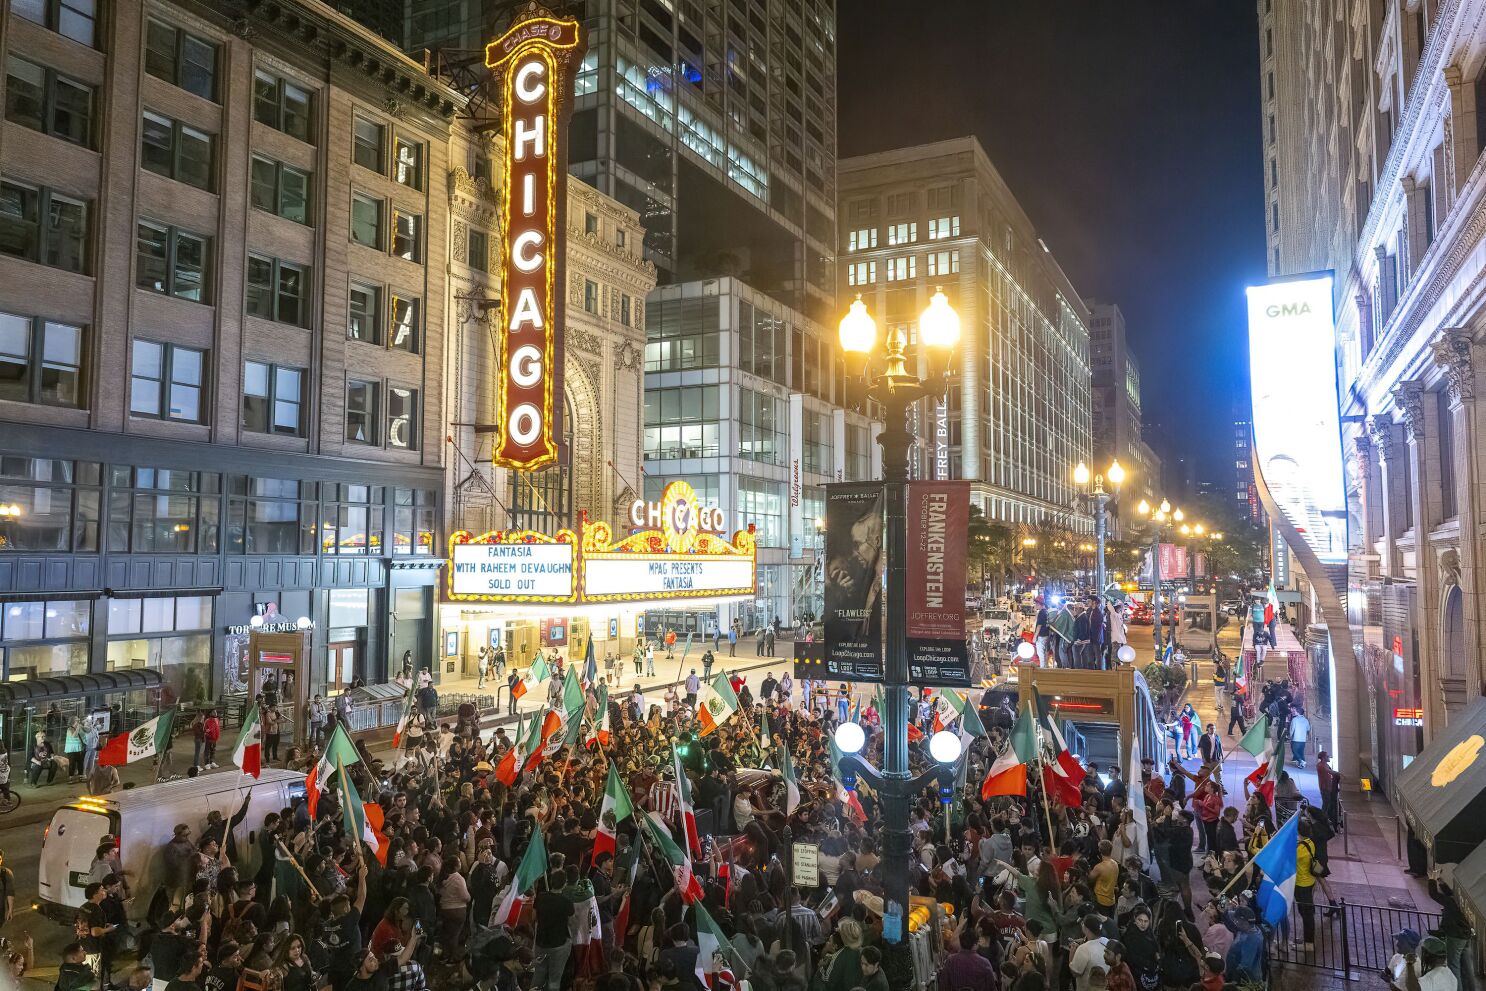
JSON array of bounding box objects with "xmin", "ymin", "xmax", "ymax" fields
[
  {"xmin": 1246, "ymin": 274, "xmax": 1346, "ymax": 564},
  {"xmin": 447, "ymin": 530, "xmax": 578, "ymax": 604},
  {"xmin": 485, "ymin": 12, "xmax": 583, "ymax": 469},
  {"xmin": 449, "ymin": 540, "xmax": 575, "ymax": 600}
]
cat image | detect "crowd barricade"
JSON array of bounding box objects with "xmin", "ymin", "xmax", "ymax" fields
[{"xmin": 1266, "ymin": 897, "xmax": 1442, "ymax": 981}]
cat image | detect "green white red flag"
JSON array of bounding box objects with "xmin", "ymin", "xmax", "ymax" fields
[
  {"xmin": 981, "ymin": 704, "xmax": 1037, "ymax": 798},
  {"xmin": 232, "ymin": 704, "xmax": 262, "ymax": 778},
  {"xmin": 98, "ymin": 709, "xmax": 175, "ymax": 766},
  {"xmin": 673, "ymin": 742, "xmax": 701, "ymax": 856},
  {"xmin": 594, "ymin": 762, "xmax": 633, "ymax": 860},
  {"xmin": 306, "ymin": 723, "xmax": 361, "ymax": 818},
  {"xmin": 494, "ymin": 825, "xmax": 548, "ymax": 927},
  {"xmin": 337, "ymin": 758, "xmax": 388, "ymax": 864},
  {"xmin": 698, "ymin": 673, "xmax": 740, "ymax": 736}
]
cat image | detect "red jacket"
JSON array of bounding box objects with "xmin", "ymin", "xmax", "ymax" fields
[{"xmin": 1194, "ymin": 788, "xmax": 1223, "ymax": 823}]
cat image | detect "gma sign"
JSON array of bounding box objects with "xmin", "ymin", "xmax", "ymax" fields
[{"xmin": 486, "ymin": 9, "xmax": 583, "ymax": 470}]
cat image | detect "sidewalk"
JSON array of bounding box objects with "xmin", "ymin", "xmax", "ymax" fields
[{"xmin": 1173, "ymin": 621, "xmax": 1431, "ymax": 910}]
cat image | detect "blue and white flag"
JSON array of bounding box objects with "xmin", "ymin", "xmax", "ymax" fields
[{"xmin": 1252, "ymin": 809, "xmax": 1301, "ymax": 928}]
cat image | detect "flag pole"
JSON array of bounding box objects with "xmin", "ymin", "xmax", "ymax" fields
[{"xmin": 274, "ymin": 838, "xmax": 322, "ymax": 904}]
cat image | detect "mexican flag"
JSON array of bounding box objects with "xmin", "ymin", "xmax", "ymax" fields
[
  {"xmin": 1265, "ymin": 581, "xmax": 1279, "ymax": 626},
  {"xmin": 778, "ymin": 741, "xmax": 800, "ymax": 814},
  {"xmin": 945, "ymin": 690, "xmax": 988, "ymax": 737},
  {"xmin": 758, "ymin": 710, "xmax": 772, "ymax": 756},
  {"xmin": 306, "ymin": 723, "xmax": 361, "ymax": 819},
  {"xmin": 391, "ymin": 683, "xmax": 416, "ymax": 748},
  {"xmin": 981, "ymin": 704, "xmax": 1038, "ymax": 798},
  {"xmin": 695, "ymin": 901, "xmax": 740, "ymax": 989},
  {"xmin": 697, "ymin": 673, "xmax": 740, "ymax": 737},
  {"xmin": 1041, "ymin": 713, "xmax": 1087, "ymax": 807},
  {"xmin": 1238, "ymin": 716, "xmax": 1272, "ymax": 758},
  {"xmin": 98, "ymin": 709, "xmax": 176, "ymax": 766},
  {"xmin": 232, "ymin": 704, "xmax": 262, "ymax": 778},
  {"xmin": 639, "ymin": 810, "xmax": 704, "ymax": 903},
  {"xmin": 494, "ymin": 826, "xmax": 548, "ymax": 927},
  {"xmin": 563, "ymin": 666, "xmax": 585, "ymax": 721},
  {"xmin": 512, "ymin": 655, "xmax": 551, "ymax": 701},
  {"xmin": 594, "ymin": 762, "xmax": 633, "ymax": 860},
  {"xmin": 338, "ymin": 759, "xmax": 388, "ymax": 864},
  {"xmin": 613, "ymin": 846, "xmax": 641, "ymax": 942},
  {"xmin": 497, "ymin": 710, "xmax": 544, "ymax": 786},
  {"xmin": 673, "ymin": 742, "xmax": 701, "ymax": 857},
  {"xmin": 589, "ymin": 683, "xmax": 611, "ymax": 748}
]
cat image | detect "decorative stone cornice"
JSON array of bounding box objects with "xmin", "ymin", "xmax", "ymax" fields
[
  {"xmin": 1393, "ymin": 380, "xmax": 1427, "ymax": 440},
  {"xmin": 1368, "ymin": 414, "xmax": 1397, "ymax": 462},
  {"xmin": 238, "ymin": 0, "xmax": 461, "ymax": 120},
  {"xmin": 1430, "ymin": 327, "xmax": 1476, "ymax": 405}
]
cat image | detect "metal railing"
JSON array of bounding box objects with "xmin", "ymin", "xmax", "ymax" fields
[{"xmin": 1267, "ymin": 897, "xmax": 1442, "ymax": 981}]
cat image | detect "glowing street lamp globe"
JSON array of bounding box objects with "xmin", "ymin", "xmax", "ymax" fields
[
  {"xmin": 919, "ymin": 289, "xmax": 962, "ymax": 349},
  {"xmin": 1073, "ymin": 462, "xmax": 1091, "ymax": 486},
  {"xmin": 929, "ymin": 730, "xmax": 963, "ymax": 764},
  {"xmin": 834, "ymin": 721, "xmax": 865, "ymax": 755},
  {"xmin": 1016, "ymin": 641, "xmax": 1036, "ymax": 662},
  {"xmin": 1107, "ymin": 460, "xmax": 1126, "ymax": 486},
  {"xmin": 1117, "ymin": 644, "xmax": 1137, "ymax": 665},
  {"xmin": 837, "ymin": 296, "xmax": 877, "ymax": 355}
]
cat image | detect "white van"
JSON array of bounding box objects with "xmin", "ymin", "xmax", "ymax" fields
[{"xmin": 38, "ymin": 768, "xmax": 305, "ymax": 923}]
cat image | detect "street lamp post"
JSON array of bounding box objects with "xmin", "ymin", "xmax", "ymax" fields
[
  {"xmin": 1074, "ymin": 459, "xmax": 1125, "ymax": 595},
  {"xmin": 1136, "ymin": 497, "xmax": 1182, "ymax": 651},
  {"xmin": 836, "ymin": 290, "xmax": 960, "ymax": 966}
]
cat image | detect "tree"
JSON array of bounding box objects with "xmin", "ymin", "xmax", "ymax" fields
[{"xmin": 967, "ymin": 506, "xmax": 1016, "ymax": 598}]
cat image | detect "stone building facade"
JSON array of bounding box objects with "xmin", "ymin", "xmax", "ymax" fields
[
  {"xmin": 0, "ymin": 0, "xmax": 475, "ymax": 723},
  {"xmin": 1262, "ymin": 0, "xmax": 1486, "ymax": 790}
]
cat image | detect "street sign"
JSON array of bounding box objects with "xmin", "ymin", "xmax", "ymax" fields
[{"xmin": 791, "ymin": 842, "xmax": 819, "ymax": 887}]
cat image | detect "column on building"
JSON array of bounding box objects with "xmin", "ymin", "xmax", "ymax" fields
[
  {"xmin": 1367, "ymin": 413, "xmax": 1407, "ymax": 577},
  {"xmin": 1394, "ymin": 380, "xmax": 1443, "ymax": 728},
  {"xmin": 1443, "ymin": 65, "xmax": 1477, "ymax": 202},
  {"xmin": 1431, "ymin": 327, "xmax": 1484, "ymax": 708}
]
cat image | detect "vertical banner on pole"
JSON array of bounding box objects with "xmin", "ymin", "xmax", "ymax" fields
[
  {"xmin": 824, "ymin": 483, "xmax": 885, "ymax": 682},
  {"xmin": 831, "ymin": 409, "xmax": 847, "ymax": 482},
  {"xmin": 789, "ymin": 393, "xmax": 804, "ymax": 559},
  {"xmin": 905, "ymin": 481, "xmax": 972, "ymax": 686},
  {"xmin": 934, "ymin": 399, "xmax": 951, "ymax": 480}
]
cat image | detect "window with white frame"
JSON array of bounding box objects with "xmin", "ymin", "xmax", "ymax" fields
[
  {"xmin": 927, "ymin": 250, "xmax": 959, "ymax": 276},
  {"xmin": 886, "ymin": 256, "xmax": 916, "ymax": 281},
  {"xmin": 887, "ymin": 222, "xmax": 916, "ymax": 246},
  {"xmin": 847, "ymin": 228, "xmax": 876, "ymax": 251},
  {"xmin": 847, "ymin": 261, "xmax": 876, "ymax": 286},
  {"xmin": 928, "ymin": 216, "xmax": 960, "ymax": 240}
]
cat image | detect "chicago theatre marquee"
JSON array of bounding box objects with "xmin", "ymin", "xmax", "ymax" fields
[{"xmin": 440, "ymin": 481, "xmax": 757, "ymax": 670}]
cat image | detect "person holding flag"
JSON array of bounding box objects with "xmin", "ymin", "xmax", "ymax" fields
[{"xmin": 97, "ymin": 708, "xmax": 176, "ymax": 769}]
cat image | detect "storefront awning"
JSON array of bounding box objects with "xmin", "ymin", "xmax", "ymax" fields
[
  {"xmin": 1395, "ymin": 697, "xmax": 1486, "ymax": 863},
  {"xmin": 0, "ymin": 670, "xmax": 164, "ymax": 707},
  {"xmin": 1453, "ymin": 843, "xmax": 1486, "ymax": 934},
  {"xmin": 347, "ymin": 682, "xmax": 407, "ymax": 704}
]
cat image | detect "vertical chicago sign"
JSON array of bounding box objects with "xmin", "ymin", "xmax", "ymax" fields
[{"xmin": 485, "ymin": 8, "xmax": 583, "ymax": 469}]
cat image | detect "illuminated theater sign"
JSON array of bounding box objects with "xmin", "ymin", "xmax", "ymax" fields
[
  {"xmin": 485, "ymin": 8, "xmax": 582, "ymax": 469},
  {"xmin": 446, "ymin": 482, "xmax": 756, "ymax": 605}
]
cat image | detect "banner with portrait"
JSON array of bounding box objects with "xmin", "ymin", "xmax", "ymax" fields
[{"xmin": 824, "ymin": 483, "xmax": 885, "ymax": 681}]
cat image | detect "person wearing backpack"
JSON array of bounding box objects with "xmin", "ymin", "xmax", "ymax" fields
[
  {"xmin": 201, "ymin": 709, "xmax": 221, "ymax": 769},
  {"xmin": 416, "ymin": 682, "xmax": 438, "ymax": 724}
]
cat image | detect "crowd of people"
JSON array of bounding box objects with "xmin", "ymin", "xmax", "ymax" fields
[{"xmin": 45, "ymin": 639, "xmax": 1411, "ymax": 991}]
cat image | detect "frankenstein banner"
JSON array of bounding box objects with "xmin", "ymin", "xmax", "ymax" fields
[
  {"xmin": 824, "ymin": 483, "xmax": 885, "ymax": 681},
  {"xmin": 906, "ymin": 481, "xmax": 971, "ymax": 686}
]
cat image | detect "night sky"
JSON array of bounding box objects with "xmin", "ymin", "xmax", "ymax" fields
[{"xmin": 838, "ymin": 2, "xmax": 1267, "ymax": 481}]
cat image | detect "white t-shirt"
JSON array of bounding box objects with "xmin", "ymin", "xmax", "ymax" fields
[
  {"xmin": 1421, "ymin": 965, "xmax": 1460, "ymax": 991},
  {"xmin": 1070, "ymin": 936, "xmax": 1110, "ymax": 991}
]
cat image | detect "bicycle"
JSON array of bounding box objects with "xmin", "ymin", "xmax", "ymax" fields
[{"xmin": 0, "ymin": 788, "xmax": 20, "ymax": 815}]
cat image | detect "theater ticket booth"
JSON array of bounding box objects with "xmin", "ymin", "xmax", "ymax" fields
[{"xmin": 246, "ymin": 629, "xmax": 312, "ymax": 745}]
